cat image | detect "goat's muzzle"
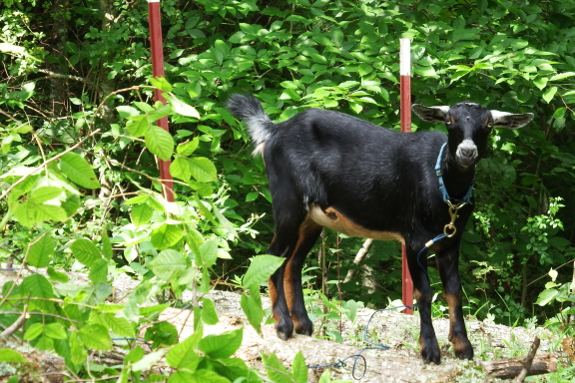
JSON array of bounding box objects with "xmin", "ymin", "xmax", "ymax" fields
[{"xmin": 455, "ymin": 139, "xmax": 478, "ymax": 167}]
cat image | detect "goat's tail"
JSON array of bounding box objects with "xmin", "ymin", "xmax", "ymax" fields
[{"xmin": 227, "ymin": 94, "xmax": 274, "ymax": 152}]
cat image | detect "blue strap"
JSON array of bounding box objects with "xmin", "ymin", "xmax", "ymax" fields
[{"xmin": 435, "ymin": 143, "xmax": 474, "ymax": 204}]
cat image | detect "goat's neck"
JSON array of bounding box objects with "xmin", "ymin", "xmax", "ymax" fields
[{"xmin": 441, "ymin": 153, "xmax": 476, "ymax": 201}]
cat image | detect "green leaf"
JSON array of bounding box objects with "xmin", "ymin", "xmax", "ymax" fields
[
  {"xmin": 60, "ymin": 152, "xmax": 101, "ymax": 189},
  {"xmin": 262, "ymin": 352, "xmax": 293, "ymax": 383},
  {"xmin": 170, "ymin": 157, "xmax": 192, "ymax": 182},
  {"xmin": 246, "ymin": 191, "xmax": 259, "ymax": 202},
  {"xmin": 176, "ymin": 137, "xmax": 200, "ymax": 156},
  {"xmin": 145, "ymin": 125, "xmax": 174, "ymax": 161},
  {"xmin": 24, "ymin": 323, "xmax": 44, "ymax": 340},
  {"xmin": 34, "ymin": 204, "xmax": 68, "ymax": 223},
  {"xmin": 47, "ymin": 266, "xmax": 69, "ymax": 283},
  {"xmin": 89, "ymin": 259, "xmax": 109, "ymax": 284},
  {"xmin": 70, "ymin": 238, "xmax": 102, "ymax": 267},
  {"xmin": 199, "ymin": 239, "xmax": 218, "ymax": 268},
  {"xmin": 116, "ymin": 105, "xmax": 140, "ymax": 119},
  {"xmin": 131, "ymin": 204, "xmax": 154, "ymax": 226},
  {"xmin": 126, "ymin": 115, "xmax": 150, "ymax": 137},
  {"xmin": 70, "ymin": 331, "xmax": 87, "ymax": 365},
  {"xmin": 292, "ymin": 351, "xmax": 308, "ymax": 383},
  {"xmin": 101, "ymin": 230, "xmax": 113, "ymax": 260},
  {"xmin": 243, "ymin": 255, "xmax": 285, "ymax": 290},
  {"xmin": 549, "ymin": 72, "xmax": 575, "ymax": 81},
  {"xmin": 189, "ymin": 157, "xmax": 218, "ymax": 183},
  {"xmin": 21, "ymin": 274, "xmax": 54, "ymax": 299},
  {"xmin": 30, "ymin": 186, "xmax": 63, "ymax": 203},
  {"xmin": 166, "ymin": 328, "xmax": 203, "ymax": 369},
  {"xmin": 13, "ymin": 200, "xmax": 68, "ymax": 227},
  {"xmin": 241, "ymin": 293, "xmax": 264, "ymax": 335},
  {"xmin": 35, "ymin": 335, "xmax": 54, "ymax": 350},
  {"xmin": 150, "ymin": 77, "xmax": 173, "ymax": 92},
  {"xmin": 145, "ymin": 321, "xmax": 178, "ymax": 348},
  {"xmin": 148, "ymin": 249, "xmax": 187, "ymax": 280},
  {"xmin": 131, "ymin": 349, "xmax": 168, "ymax": 372},
  {"xmin": 125, "ymin": 345, "xmax": 145, "ymax": 364},
  {"xmin": 542, "ymin": 86, "xmax": 557, "ymax": 103},
  {"xmin": 199, "ymin": 328, "xmax": 243, "ymax": 360},
  {"xmin": 151, "ymin": 224, "xmax": 184, "ymax": 250},
  {"xmin": 0, "ymin": 349, "xmax": 26, "ymax": 364},
  {"xmin": 533, "ymin": 76, "xmax": 548, "ymax": 90},
  {"xmin": 28, "ymin": 234, "xmax": 54, "ymax": 268},
  {"xmin": 201, "ymin": 298, "xmax": 219, "ymax": 325},
  {"xmin": 45, "ymin": 323, "xmax": 67, "ymax": 339},
  {"xmin": 91, "ymin": 313, "xmax": 136, "ymax": 338},
  {"xmin": 79, "ymin": 324, "xmax": 112, "ymax": 351},
  {"xmin": 166, "ymin": 94, "xmax": 201, "ymax": 119},
  {"xmin": 536, "ymin": 288, "xmax": 559, "ymax": 306}
]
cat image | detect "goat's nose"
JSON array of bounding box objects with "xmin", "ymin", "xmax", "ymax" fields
[{"xmin": 460, "ymin": 147, "xmax": 476, "ymax": 158}]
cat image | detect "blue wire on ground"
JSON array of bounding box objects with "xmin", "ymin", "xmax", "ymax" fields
[
  {"xmin": 307, "ymin": 304, "xmax": 417, "ymax": 380},
  {"xmin": 308, "ymin": 234, "xmax": 448, "ymax": 380}
]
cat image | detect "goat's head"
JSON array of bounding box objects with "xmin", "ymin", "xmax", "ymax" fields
[{"xmin": 412, "ymin": 102, "xmax": 533, "ymax": 169}]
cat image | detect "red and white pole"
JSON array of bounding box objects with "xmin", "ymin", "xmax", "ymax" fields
[
  {"xmin": 399, "ymin": 38, "xmax": 413, "ymax": 314},
  {"xmin": 147, "ymin": 0, "xmax": 175, "ymax": 202}
]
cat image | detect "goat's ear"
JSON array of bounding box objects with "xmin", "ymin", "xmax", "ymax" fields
[
  {"xmin": 412, "ymin": 104, "xmax": 451, "ymax": 123},
  {"xmin": 490, "ymin": 110, "xmax": 534, "ymax": 129}
]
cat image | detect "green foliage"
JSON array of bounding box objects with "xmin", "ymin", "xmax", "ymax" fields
[{"xmin": 1, "ymin": 0, "xmax": 575, "ymax": 379}]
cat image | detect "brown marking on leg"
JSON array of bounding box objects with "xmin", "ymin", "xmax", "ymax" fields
[
  {"xmin": 282, "ymin": 217, "xmax": 321, "ymax": 335},
  {"xmin": 445, "ymin": 292, "xmax": 473, "ymax": 359},
  {"xmin": 283, "ymin": 218, "xmax": 319, "ymax": 310},
  {"xmin": 445, "ymin": 292, "xmax": 461, "ymax": 340},
  {"xmin": 268, "ymin": 279, "xmax": 278, "ymax": 321}
]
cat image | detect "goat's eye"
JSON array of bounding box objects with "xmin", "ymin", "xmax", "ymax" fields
[
  {"xmin": 487, "ymin": 123, "xmax": 493, "ymax": 128},
  {"xmin": 446, "ymin": 120, "xmax": 451, "ymax": 125}
]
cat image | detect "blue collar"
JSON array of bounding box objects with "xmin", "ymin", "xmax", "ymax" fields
[{"xmin": 435, "ymin": 143, "xmax": 474, "ymax": 204}]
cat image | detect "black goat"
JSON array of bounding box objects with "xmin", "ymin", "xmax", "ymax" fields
[{"xmin": 227, "ymin": 94, "xmax": 533, "ymax": 364}]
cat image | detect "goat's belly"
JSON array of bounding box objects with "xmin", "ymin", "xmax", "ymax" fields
[{"xmin": 308, "ymin": 204, "xmax": 405, "ymax": 244}]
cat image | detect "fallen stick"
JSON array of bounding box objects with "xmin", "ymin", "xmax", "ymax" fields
[
  {"xmin": 481, "ymin": 340, "xmax": 556, "ymax": 380},
  {"xmin": 513, "ymin": 336, "xmax": 541, "ymax": 383}
]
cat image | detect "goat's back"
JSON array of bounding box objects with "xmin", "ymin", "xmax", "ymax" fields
[{"xmin": 261, "ymin": 107, "xmax": 449, "ymax": 233}]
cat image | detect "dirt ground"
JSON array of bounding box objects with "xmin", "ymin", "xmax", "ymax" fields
[
  {"xmin": 0, "ymin": 271, "xmax": 564, "ymax": 382},
  {"xmin": 161, "ymin": 289, "xmax": 559, "ymax": 383}
]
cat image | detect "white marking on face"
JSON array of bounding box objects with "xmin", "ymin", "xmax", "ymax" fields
[{"xmin": 456, "ymin": 138, "xmax": 478, "ymax": 164}]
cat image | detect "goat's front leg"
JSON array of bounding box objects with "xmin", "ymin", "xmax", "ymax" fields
[
  {"xmin": 436, "ymin": 245, "xmax": 473, "ymax": 360},
  {"xmin": 407, "ymin": 245, "xmax": 441, "ymax": 364}
]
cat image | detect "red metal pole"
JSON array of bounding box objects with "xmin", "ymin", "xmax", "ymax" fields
[
  {"xmin": 147, "ymin": 0, "xmax": 174, "ymax": 202},
  {"xmin": 399, "ymin": 38, "xmax": 413, "ymax": 314}
]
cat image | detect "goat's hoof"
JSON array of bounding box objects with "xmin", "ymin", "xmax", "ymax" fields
[
  {"xmin": 451, "ymin": 334, "xmax": 474, "ymax": 360},
  {"xmin": 454, "ymin": 342, "xmax": 474, "ymax": 360},
  {"xmin": 275, "ymin": 319, "xmax": 294, "ymax": 341},
  {"xmin": 421, "ymin": 340, "xmax": 441, "ymax": 365},
  {"xmin": 422, "ymin": 350, "xmax": 441, "ymax": 365},
  {"xmin": 294, "ymin": 318, "xmax": 313, "ymax": 336},
  {"xmin": 276, "ymin": 330, "xmax": 291, "ymax": 341}
]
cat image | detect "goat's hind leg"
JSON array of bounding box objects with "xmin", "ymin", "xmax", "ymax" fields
[
  {"xmin": 267, "ymin": 207, "xmax": 321, "ymax": 340},
  {"xmin": 284, "ymin": 219, "xmax": 322, "ymax": 336}
]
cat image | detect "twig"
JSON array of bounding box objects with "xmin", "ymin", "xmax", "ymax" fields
[
  {"xmin": 0, "ymin": 311, "xmax": 81, "ymax": 324},
  {"xmin": 0, "ymin": 128, "xmax": 101, "ymax": 202},
  {"xmin": 513, "ymin": 336, "xmax": 541, "ymax": 383},
  {"xmin": 37, "ymin": 69, "xmax": 86, "ymax": 83},
  {"xmin": 343, "ymin": 238, "xmax": 374, "ymax": 283},
  {"xmin": 0, "ymin": 303, "xmax": 28, "ymax": 338}
]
